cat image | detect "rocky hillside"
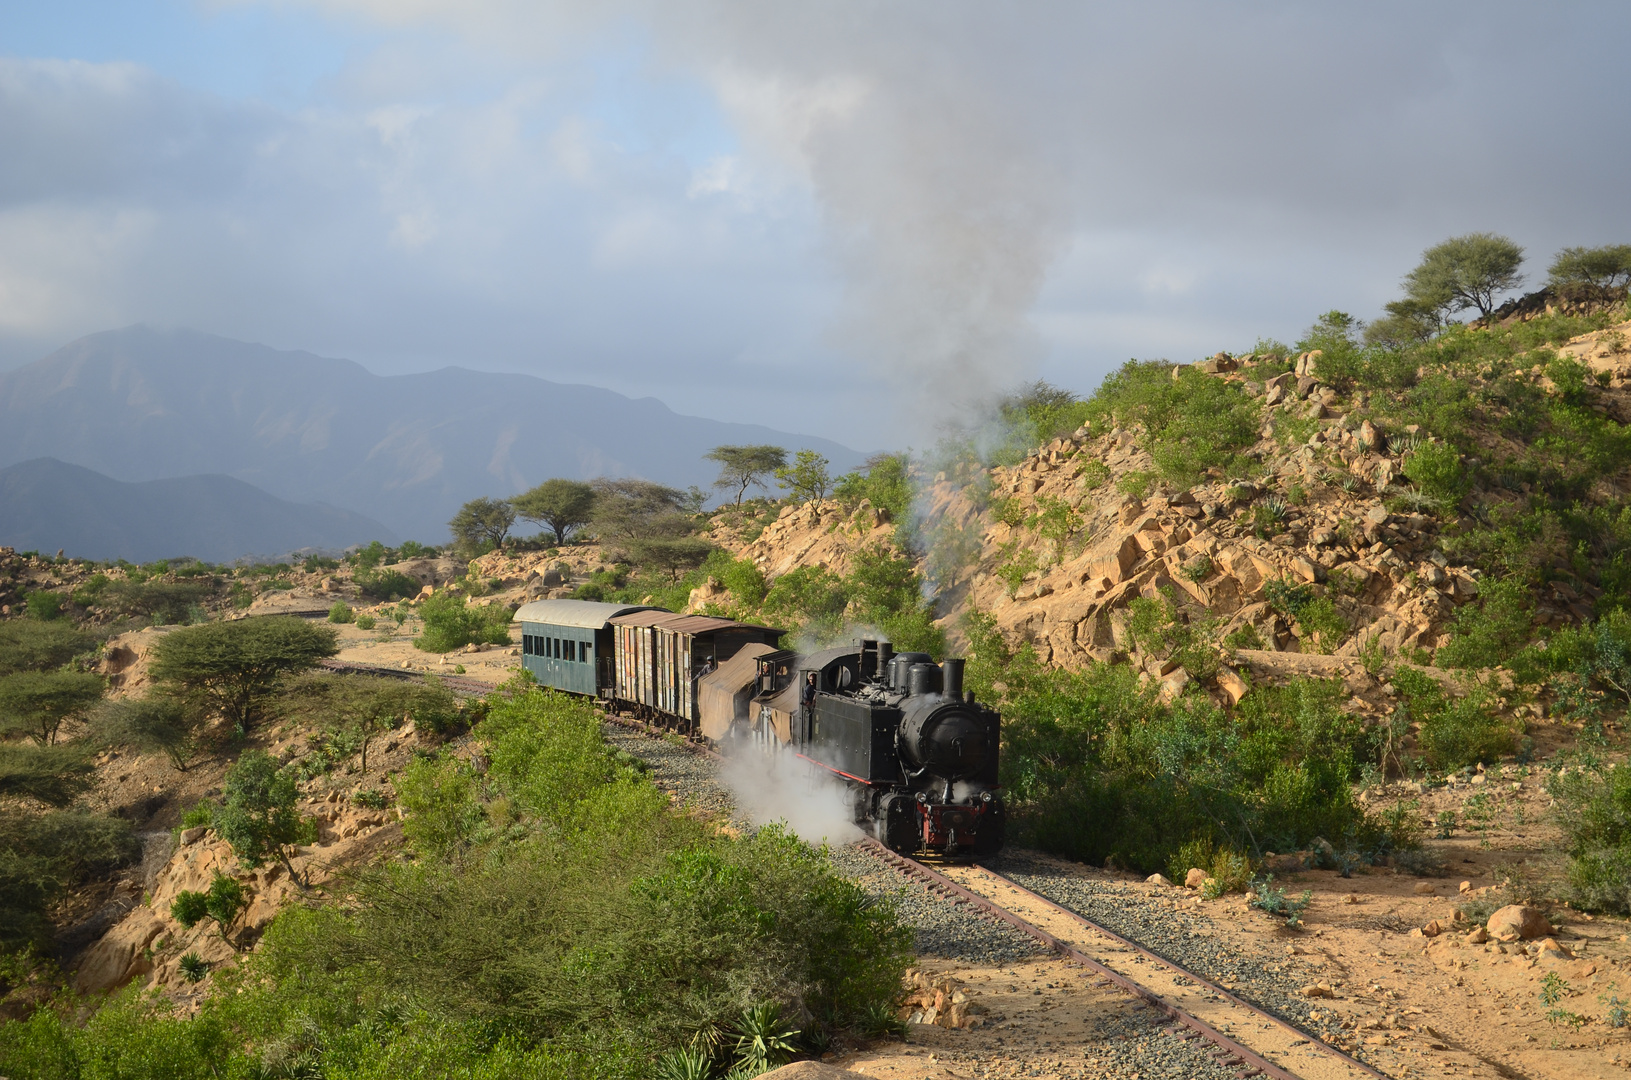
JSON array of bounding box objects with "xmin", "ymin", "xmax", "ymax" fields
[{"xmin": 710, "ymin": 311, "xmax": 1631, "ymax": 709}]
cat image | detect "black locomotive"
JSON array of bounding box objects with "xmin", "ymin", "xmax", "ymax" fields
[{"xmin": 780, "ymin": 639, "xmax": 1005, "ymax": 858}]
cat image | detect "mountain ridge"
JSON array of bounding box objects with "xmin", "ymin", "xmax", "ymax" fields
[
  {"xmin": 0, "ymin": 326, "xmax": 861, "ymax": 541},
  {"xmin": 0, "ymin": 457, "xmax": 395, "ymax": 564}
]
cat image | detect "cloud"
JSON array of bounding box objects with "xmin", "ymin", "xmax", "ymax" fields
[
  {"xmin": 263, "ymin": 0, "xmax": 1631, "ymax": 408},
  {"xmin": 4, "ymin": 2, "xmax": 1629, "ymax": 448}
]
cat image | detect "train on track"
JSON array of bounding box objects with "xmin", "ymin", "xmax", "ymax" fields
[{"xmin": 515, "ymin": 598, "xmax": 1004, "ymax": 857}]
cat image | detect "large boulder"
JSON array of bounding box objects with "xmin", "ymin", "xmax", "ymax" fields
[
  {"xmin": 72, "ymin": 908, "xmax": 164, "ymax": 994},
  {"xmin": 1487, "ymin": 904, "xmax": 1552, "ymax": 942}
]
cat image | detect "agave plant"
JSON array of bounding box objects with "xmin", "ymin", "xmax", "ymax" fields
[
  {"xmin": 1394, "ymin": 431, "xmax": 1427, "ymax": 455},
  {"xmin": 656, "ymin": 1047, "xmax": 716, "ymax": 1080},
  {"xmin": 732, "ymin": 1003, "xmax": 800, "ymax": 1073}
]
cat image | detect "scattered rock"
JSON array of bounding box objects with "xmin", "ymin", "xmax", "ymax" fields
[
  {"xmin": 1413, "ymin": 882, "xmax": 1437, "ymax": 896},
  {"xmin": 1185, "ymin": 868, "xmax": 1209, "ymax": 889},
  {"xmin": 1146, "ymin": 873, "xmax": 1174, "ymax": 887},
  {"xmin": 1464, "ymin": 926, "xmax": 1488, "ymax": 944},
  {"xmin": 1301, "ymin": 983, "xmax": 1335, "ymax": 998},
  {"xmin": 1487, "ymin": 905, "xmax": 1552, "ymax": 942},
  {"xmin": 1535, "ymin": 937, "xmax": 1570, "ymax": 960},
  {"xmin": 1215, "ymin": 667, "xmax": 1249, "ymax": 706}
]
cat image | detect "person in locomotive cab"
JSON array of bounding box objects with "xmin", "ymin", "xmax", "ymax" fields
[{"xmin": 801, "ymin": 671, "xmax": 817, "ymax": 713}]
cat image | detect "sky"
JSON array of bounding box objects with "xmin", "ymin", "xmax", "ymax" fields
[{"xmin": 3, "ymin": 1, "xmax": 1629, "ymax": 449}]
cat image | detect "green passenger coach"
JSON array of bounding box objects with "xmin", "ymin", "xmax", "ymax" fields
[{"xmin": 516, "ymin": 599, "xmax": 659, "ymax": 697}]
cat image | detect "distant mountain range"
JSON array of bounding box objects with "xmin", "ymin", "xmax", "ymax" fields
[
  {"xmin": 0, "ymin": 326, "xmax": 861, "ymax": 545},
  {"xmin": 0, "ymin": 458, "xmax": 394, "ymax": 564}
]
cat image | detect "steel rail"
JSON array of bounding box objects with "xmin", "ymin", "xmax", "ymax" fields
[
  {"xmin": 316, "ymin": 658, "xmax": 498, "ymax": 696},
  {"xmin": 858, "ymin": 838, "xmax": 1392, "ymax": 1080}
]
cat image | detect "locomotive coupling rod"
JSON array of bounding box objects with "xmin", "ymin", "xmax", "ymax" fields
[{"xmin": 857, "ymin": 840, "xmax": 1311, "ymax": 1080}]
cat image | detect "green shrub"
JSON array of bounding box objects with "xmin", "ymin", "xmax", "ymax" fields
[
  {"xmin": 178, "ymin": 952, "xmax": 208, "ymax": 983},
  {"xmin": 355, "ymin": 614, "xmax": 377, "ymax": 631},
  {"xmin": 1402, "ymin": 442, "xmax": 1470, "ymax": 509},
  {"xmin": 1436, "ymin": 578, "xmax": 1536, "ymax": 669},
  {"xmin": 328, "ymin": 602, "xmax": 355, "ymax": 624},
  {"xmin": 99, "ymin": 580, "xmax": 211, "ymax": 624},
  {"xmin": 968, "ymin": 614, "xmax": 1374, "ymax": 874},
  {"xmin": 1080, "ymin": 362, "xmax": 1261, "ymax": 486},
  {"xmin": 1294, "ymin": 597, "xmax": 1349, "ymax": 655},
  {"xmin": 23, "ymin": 591, "xmax": 66, "ymax": 621},
  {"xmin": 832, "ymin": 453, "xmax": 913, "ymax": 523},
  {"xmin": 357, "ymin": 569, "xmax": 419, "ymax": 601},
  {"xmin": 0, "ymin": 686, "xmax": 909, "ymax": 1075},
  {"xmin": 413, "ymin": 593, "xmax": 513, "ymax": 653},
  {"xmin": 1391, "ymin": 668, "xmax": 1516, "ymax": 769},
  {"xmin": 1552, "ymin": 762, "xmax": 1631, "ymax": 914}
]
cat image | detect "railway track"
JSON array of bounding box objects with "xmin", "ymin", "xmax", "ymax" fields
[
  {"xmin": 317, "ymin": 658, "xmax": 502, "ymax": 696},
  {"xmin": 860, "ymin": 839, "xmax": 1393, "ymax": 1080}
]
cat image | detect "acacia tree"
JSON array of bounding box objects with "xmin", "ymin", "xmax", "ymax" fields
[
  {"xmin": 590, "ymin": 478, "xmax": 691, "ymax": 546},
  {"xmin": 510, "ymin": 479, "xmax": 596, "ymax": 545},
  {"xmin": 1549, "ymin": 244, "xmax": 1631, "ymax": 290},
  {"xmin": 706, "ymin": 445, "xmax": 789, "ymax": 506},
  {"xmin": 95, "ymin": 693, "xmax": 208, "ymax": 771},
  {"xmin": 1400, "ymin": 233, "xmax": 1525, "ymax": 320},
  {"xmin": 449, "ymin": 497, "xmax": 517, "ymax": 552},
  {"xmin": 150, "ymin": 617, "xmax": 338, "ymax": 735},
  {"xmin": 0, "ymin": 671, "xmax": 105, "ymax": 745},
  {"xmin": 775, "ymin": 449, "xmax": 831, "ymax": 503}
]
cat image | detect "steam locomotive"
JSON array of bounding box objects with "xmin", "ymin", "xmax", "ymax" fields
[{"xmin": 515, "ymin": 599, "xmax": 1005, "ymax": 858}]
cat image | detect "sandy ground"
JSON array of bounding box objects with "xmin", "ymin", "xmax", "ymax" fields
[
  {"xmin": 828, "ymin": 848, "xmax": 1631, "ymax": 1080},
  {"xmin": 328, "ymin": 613, "xmax": 521, "ymax": 685}
]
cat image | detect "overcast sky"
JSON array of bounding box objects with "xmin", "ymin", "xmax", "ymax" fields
[{"xmin": 3, "ymin": 1, "xmax": 1629, "ymax": 448}]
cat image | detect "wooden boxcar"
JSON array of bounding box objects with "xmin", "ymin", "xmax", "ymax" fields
[
  {"xmin": 608, "ymin": 610, "xmax": 783, "ymax": 728},
  {"xmin": 516, "ymin": 599, "xmax": 661, "ymax": 696}
]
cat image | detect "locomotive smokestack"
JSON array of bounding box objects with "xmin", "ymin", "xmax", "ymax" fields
[
  {"xmin": 876, "ymin": 640, "xmax": 894, "ymax": 679},
  {"xmin": 942, "ymin": 658, "xmax": 965, "ymax": 700}
]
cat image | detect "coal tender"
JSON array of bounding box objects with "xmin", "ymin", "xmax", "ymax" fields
[{"xmin": 796, "ymin": 639, "xmax": 1004, "ymax": 858}]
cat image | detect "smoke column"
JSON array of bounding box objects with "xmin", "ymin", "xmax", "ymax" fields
[{"xmin": 296, "ymin": 0, "xmax": 1078, "ymax": 429}]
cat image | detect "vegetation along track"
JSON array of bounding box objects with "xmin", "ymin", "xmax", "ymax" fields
[{"xmin": 862, "ymin": 841, "xmax": 1392, "ymax": 1080}]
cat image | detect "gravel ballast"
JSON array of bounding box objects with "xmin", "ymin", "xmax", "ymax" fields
[{"xmin": 989, "ymin": 851, "xmax": 1365, "ymax": 1056}]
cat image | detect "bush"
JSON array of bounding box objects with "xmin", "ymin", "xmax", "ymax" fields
[
  {"xmin": 357, "ymin": 569, "xmax": 419, "ymax": 601},
  {"xmin": 833, "ymin": 453, "xmax": 913, "ymax": 524},
  {"xmin": 23, "ymin": 592, "xmax": 65, "ymax": 621},
  {"xmin": 214, "ymin": 751, "xmax": 314, "ymax": 880},
  {"xmin": 1391, "ymin": 668, "xmax": 1516, "ymax": 769},
  {"xmin": 0, "ymin": 687, "xmax": 912, "ymax": 1075},
  {"xmin": 1436, "ymin": 578, "xmax": 1536, "ymax": 669},
  {"xmin": 328, "ymin": 602, "xmax": 356, "ymax": 624},
  {"xmin": 1401, "ymin": 442, "xmax": 1470, "ymax": 509},
  {"xmin": 1079, "ymin": 361, "xmax": 1262, "ymax": 487},
  {"xmin": 1552, "ymin": 763, "xmax": 1631, "ymax": 914},
  {"xmin": 413, "ymin": 593, "xmax": 514, "ymax": 653},
  {"xmin": 98, "ymin": 580, "xmax": 211, "ymax": 624},
  {"xmin": 355, "ymin": 614, "xmax": 377, "ymax": 631},
  {"xmin": 968, "ymin": 613, "xmax": 1375, "ymax": 874}
]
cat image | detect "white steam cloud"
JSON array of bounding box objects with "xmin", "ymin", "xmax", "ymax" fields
[{"xmin": 719, "ymin": 743, "xmax": 862, "ymax": 847}]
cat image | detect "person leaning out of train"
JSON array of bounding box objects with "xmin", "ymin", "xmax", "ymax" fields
[{"xmin": 801, "ymin": 671, "xmax": 817, "ymax": 713}]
